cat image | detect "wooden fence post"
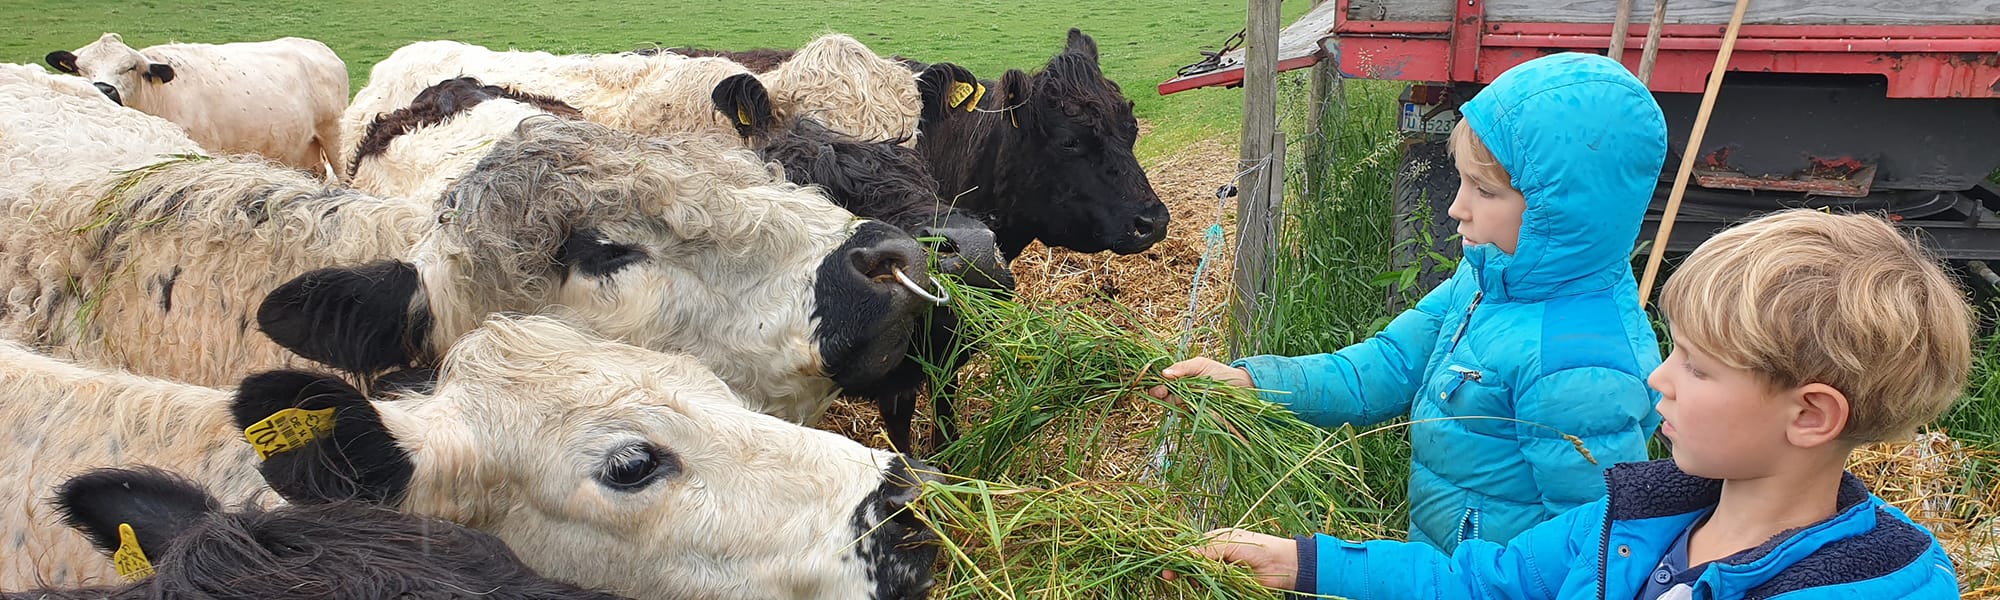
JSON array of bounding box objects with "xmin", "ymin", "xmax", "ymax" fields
[
  {"xmin": 1231, "ymin": 0, "xmax": 1283, "ymax": 357},
  {"xmin": 1303, "ymin": 43, "xmax": 1344, "ymax": 203}
]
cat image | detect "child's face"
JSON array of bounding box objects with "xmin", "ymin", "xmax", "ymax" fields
[
  {"xmin": 1446, "ymin": 153, "xmax": 1527, "ymax": 254},
  {"xmin": 1647, "ymin": 331, "xmax": 1796, "ymax": 479}
]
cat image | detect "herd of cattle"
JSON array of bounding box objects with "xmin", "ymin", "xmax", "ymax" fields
[{"xmin": 0, "ymin": 27, "xmax": 1168, "ymax": 600}]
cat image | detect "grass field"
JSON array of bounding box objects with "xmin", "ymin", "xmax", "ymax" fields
[{"xmin": 2, "ymin": 0, "xmax": 1309, "ymax": 158}]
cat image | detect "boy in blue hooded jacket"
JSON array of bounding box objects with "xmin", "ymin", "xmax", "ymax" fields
[
  {"xmin": 1154, "ymin": 52, "xmax": 1667, "ymax": 552},
  {"xmin": 1170, "ymin": 208, "xmax": 1969, "ymax": 599}
]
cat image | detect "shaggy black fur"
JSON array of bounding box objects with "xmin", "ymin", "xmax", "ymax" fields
[
  {"xmin": 914, "ymin": 29, "xmax": 1169, "ymax": 258},
  {"xmin": 4, "ymin": 466, "xmax": 626, "ymax": 600}
]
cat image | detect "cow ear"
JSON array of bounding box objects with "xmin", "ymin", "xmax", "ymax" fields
[
  {"xmin": 257, "ymin": 259, "xmax": 434, "ymax": 375},
  {"xmin": 916, "ymin": 62, "xmax": 982, "ymax": 127},
  {"xmin": 999, "ymin": 69, "xmax": 1033, "ymax": 131},
  {"xmin": 45, "ymin": 51, "xmax": 78, "ymax": 74},
  {"xmin": 711, "ymin": 73, "xmax": 777, "ymax": 139},
  {"xmin": 52, "ymin": 466, "xmax": 221, "ymax": 561},
  {"xmin": 1065, "ymin": 28, "xmax": 1099, "ymax": 63},
  {"xmin": 231, "ymin": 370, "xmax": 414, "ymax": 506},
  {"xmin": 143, "ymin": 62, "xmax": 174, "ymax": 84}
]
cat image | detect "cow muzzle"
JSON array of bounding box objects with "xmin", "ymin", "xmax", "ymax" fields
[
  {"xmin": 848, "ymin": 228, "xmax": 947, "ymax": 307},
  {"xmin": 93, "ymin": 82, "xmax": 122, "ymax": 106},
  {"xmin": 918, "ymin": 223, "xmax": 1014, "ymax": 292},
  {"xmin": 858, "ymin": 454, "xmax": 942, "ymax": 600}
]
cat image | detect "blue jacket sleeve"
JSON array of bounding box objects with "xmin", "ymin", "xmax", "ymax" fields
[
  {"xmin": 1514, "ymin": 367, "xmax": 1656, "ymax": 516},
  {"xmin": 1304, "ymin": 498, "xmax": 1602, "ymax": 600},
  {"xmin": 1230, "ymin": 271, "xmax": 1462, "ymax": 429}
]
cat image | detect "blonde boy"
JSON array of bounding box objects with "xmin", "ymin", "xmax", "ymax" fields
[{"xmin": 1181, "ymin": 209, "xmax": 1970, "ymax": 599}]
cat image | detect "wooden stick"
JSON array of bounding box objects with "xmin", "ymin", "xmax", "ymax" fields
[
  {"xmin": 1609, "ymin": 0, "xmax": 1637, "ymax": 60},
  {"xmin": 1637, "ymin": 0, "xmax": 1671, "ymax": 83},
  {"xmin": 1638, "ymin": 0, "xmax": 1751, "ymax": 305}
]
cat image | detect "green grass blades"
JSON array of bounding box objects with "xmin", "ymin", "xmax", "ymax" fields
[
  {"xmin": 913, "ymin": 477, "xmax": 1289, "ymax": 600},
  {"xmin": 925, "ymin": 279, "xmax": 1398, "ymax": 554}
]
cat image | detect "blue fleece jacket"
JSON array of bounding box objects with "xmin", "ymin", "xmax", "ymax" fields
[
  {"xmin": 1295, "ymin": 459, "xmax": 1961, "ymax": 599},
  {"xmin": 1234, "ymin": 52, "xmax": 1667, "ymax": 552}
]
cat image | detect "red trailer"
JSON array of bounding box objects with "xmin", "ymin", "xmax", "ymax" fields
[{"xmin": 1161, "ymin": 0, "xmax": 2000, "ymax": 295}]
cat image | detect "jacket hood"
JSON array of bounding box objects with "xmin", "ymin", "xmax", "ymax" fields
[{"xmin": 1458, "ymin": 53, "xmax": 1667, "ymax": 301}]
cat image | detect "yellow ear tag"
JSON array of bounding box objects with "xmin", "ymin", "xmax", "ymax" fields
[
  {"xmin": 945, "ymin": 81, "xmax": 974, "ymax": 109},
  {"xmin": 736, "ymin": 106, "xmax": 753, "ymax": 126},
  {"xmin": 243, "ymin": 407, "xmax": 336, "ymax": 460},
  {"xmin": 965, "ymin": 83, "xmax": 987, "ymax": 112},
  {"xmin": 113, "ymin": 523, "xmax": 154, "ymax": 581}
]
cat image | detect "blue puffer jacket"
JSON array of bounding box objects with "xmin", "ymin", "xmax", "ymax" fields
[
  {"xmin": 1235, "ymin": 53, "xmax": 1666, "ymax": 552},
  {"xmin": 1296, "ymin": 460, "xmax": 1961, "ymax": 599}
]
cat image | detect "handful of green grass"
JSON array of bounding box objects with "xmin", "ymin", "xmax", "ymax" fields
[{"xmin": 913, "ymin": 280, "xmax": 1408, "ymax": 597}]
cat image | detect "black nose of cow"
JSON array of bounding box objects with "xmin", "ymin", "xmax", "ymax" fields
[
  {"xmin": 917, "ymin": 224, "xmax": 1015, "ymax": 292},
  {"xmin": 1132, "ymin": 208, "xmax": 1168, "ymax": 242},
  {"xmin": 1116, "ymin": 203, "xmax": 1171, "ymax": 254},
  {"xmin": 882, "ymin": 454, "xmax": 942, "ymax": 521},
  {"xmin": 850, "ymin": 233, "xmax": 945, "ymax": 305},
  {"xmin": 93, "ymin": 82, "xmax": 121, "ymax": 106}
]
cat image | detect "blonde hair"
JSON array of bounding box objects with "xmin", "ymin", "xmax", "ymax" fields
[
  {"xmin": 1660, "ymin": 209, "xmax": 1973, "ymax": 444},
  {"xmin": 1448, "ymin": 118, "xmax": 1513, "ymax": 193}
]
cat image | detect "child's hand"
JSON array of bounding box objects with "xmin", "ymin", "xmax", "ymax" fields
[
  {"xmin": 1145, "ymin": 357, "xmax": 1254, "ymax": 400},
  {"xmin": 1160, "ymin": 527, "xmax": 1300, "ymax": 590}
]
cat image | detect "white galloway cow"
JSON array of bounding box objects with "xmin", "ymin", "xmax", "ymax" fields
[
  {"xmin": 337, "ymin": 33, "xmax": 919, "ymax": 174},
  {"xmin": 0, "ymin": 63, "xmax": 204, "ymax": 201},
  {"xmin": 0, "ymin": 77, "xmax": 933, "ymax": 425},
  {"xmin": 44, "ymin": 33, "xmax": 348, "ymax": 177},
  {"xmin": 0, "ymin": 314, "xmax": 940, "ymax": 600}
]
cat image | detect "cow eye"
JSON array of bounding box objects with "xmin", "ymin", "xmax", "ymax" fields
[{"xmin": 597, "ymin": 442, "xmax": 679, "ymax": 491}]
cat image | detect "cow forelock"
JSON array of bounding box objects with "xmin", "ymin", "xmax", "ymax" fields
[
  {"xmin": 377, "ymin": 316, "xmax": 930, "ymax": 600},
  {"xmin": 409, "ymin": 118, "xmax": 861, "ymax": 419}
]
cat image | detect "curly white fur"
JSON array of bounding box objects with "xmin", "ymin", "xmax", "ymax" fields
[
  {"xmin": 0, "ymin": 104, "xmax": 867, "ymax": 420},
  {"xmin": 0, "ymin": 62, "xmax": 205, "ymax": 204},
  {"xmin": 339, "ymin": 35, "xmax": 921, "ymax": 171}
]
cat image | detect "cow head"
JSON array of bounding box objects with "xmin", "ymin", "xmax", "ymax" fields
[
  {"xmin": 43, "ymin": 466, "xmax": 627, "ymax": 600},
  {"xmin": 257, "ymin": 118, "xmax": 939, "ymax": 422},
  {"xmin": 714, "ymin": 72, "xmax": 1014, "ymax": 292},
  {"xmin": 45, "ymin": 33, "xmax": 175, "ymax": 107},
  {"xmin": 918, "ymin": 30, "xmax": 1169, "ymax": 257},
  {"xmin": 231, "ymin": 315, "xmax": 940, "ymax": 600}
]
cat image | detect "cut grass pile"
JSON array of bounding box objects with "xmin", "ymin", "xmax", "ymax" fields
[{"xmin": 913, "ymin": 280, "xmax": 1505, "ymax": 597}]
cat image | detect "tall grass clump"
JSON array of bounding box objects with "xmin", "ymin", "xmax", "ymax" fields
[{"xmin": 1247, "ymin": 75, "xmax": 1422, "ymax": 521}]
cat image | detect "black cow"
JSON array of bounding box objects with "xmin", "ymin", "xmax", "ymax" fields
[
  {"xmin": 7, "ymin": 466, "xmax": 626, "ymax": 600},
  {"xmin": 911, "ymin": 29, "xmax": 1169, "ymax": 258},
  {"xmin": 658, "ymin": 29, "xmax": 1169, "ymax": 260},
  {"xmin": 713, "ymin": 71, "xmax": 1012, "ymax": 454}
]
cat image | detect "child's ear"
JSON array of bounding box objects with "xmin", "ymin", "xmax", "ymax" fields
[{"xmin": 1787, "ymin": 382, "xmax": 1851, "ymax": 448}]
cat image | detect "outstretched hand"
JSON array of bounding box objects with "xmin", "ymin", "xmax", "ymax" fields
[
  {"xmin": 1145, "ymin": 357, "xmax": 1254, "ymax": 401},
  {"xmin": 1160, "ymin": 527, "xmax": 1300, "ymax": 590}
]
